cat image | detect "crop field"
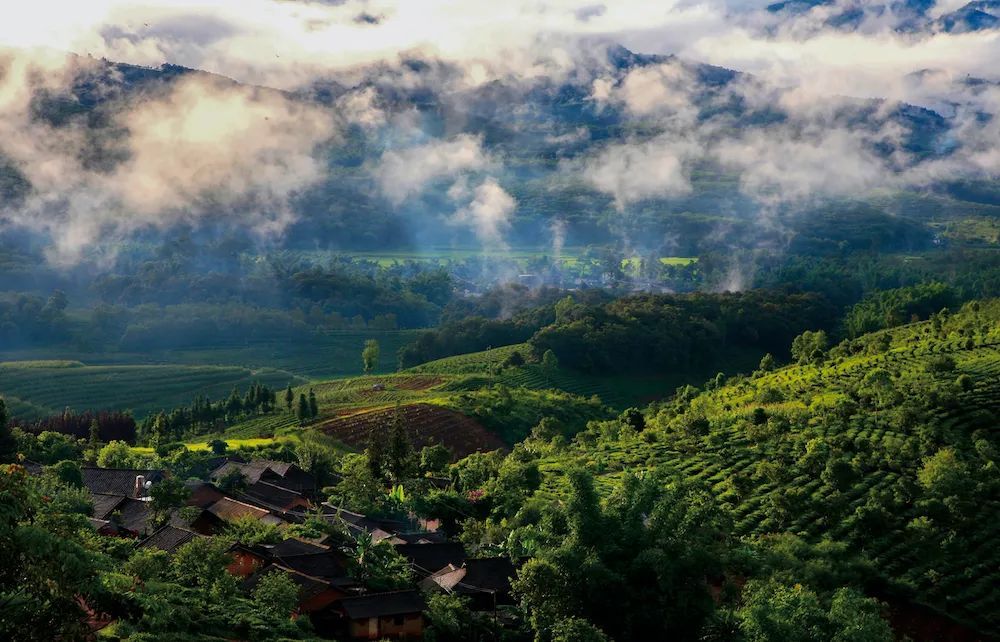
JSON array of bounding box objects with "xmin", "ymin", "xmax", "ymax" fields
[
  {"xmin": 316, "ymin": 403, "xmax": 506, "ymax": 458},
  {"xmin": 308, "ymin": 374, "xmax": 447, "ymax": 412},
  {"xmin": 0, "ymin": 330, "xmax": 418, "ymax": 379},
  {"xmin": 536, "ymin": 304, "xmax": 1000, "ymax": 635},
  {"xmin": 0, "ymin": 362, "xmax": 301, "ymax": 420},
  {"xmin": 294, "ymin": 247, "xmax": 699, "ymax": 272}
]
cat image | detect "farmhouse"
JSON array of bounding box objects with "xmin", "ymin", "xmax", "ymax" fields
[{"xmin": 332, "ymin": 590, "xmax": 426, "ymax": 640}]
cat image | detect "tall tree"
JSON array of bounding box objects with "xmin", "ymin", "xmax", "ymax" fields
[
  {"xmin": 284, "ymin": 384, "xmax": 294, "ymax": 412},
  {"xmin": 296, "ymin": 393, "xmax": 310, "ymax": 425},
  {"xmin": 0, "ymin": 399, "xmax": 14, "ymax": 463},
  {"xmin": 362, "ymin": 339, "xmax": 380, "ymax": 374},
  {"xmin": 308, "ymin": 388, "xmax": 319, "ymax": 418}
]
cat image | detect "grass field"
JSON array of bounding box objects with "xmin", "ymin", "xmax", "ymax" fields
[
  {"xmin": 0, "ymin": 330, "xmax": 418, "ymax": 379},
  {"xmin": 0, "ymin": 362, "xmax": 302, "ymax": 420}
]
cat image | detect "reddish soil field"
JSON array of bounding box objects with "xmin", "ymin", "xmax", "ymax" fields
[{"xmin": 318, "ymin": 403, "xmax": 506, "ymax": 459}]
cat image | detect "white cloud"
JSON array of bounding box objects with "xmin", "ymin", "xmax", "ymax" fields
[
  {"xmin": 449, "ymin": 177, "xmax": 516, "ymax": 246},
  {"xmin": 583, "ymin": 135, "xmax": 698, "ymax": 209},
  {"xmin": 374, "ymin": 134, "xmax": 493, "ymax": 205}
]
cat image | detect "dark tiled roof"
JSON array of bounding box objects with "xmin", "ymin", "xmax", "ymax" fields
[
  {"xmin": 115, "ymin": 497, "xmax": 153, "ymax": 534},
  {"xmin": 395, "ymin": 543, "xmax": 467, "ymax": 575},
  {"xmin": 393, "ymin": 531, "xmax": 448, "ymax": 544},
  {"xmin": 90, "ymin": 493, "xmax": 153, "ymax": 535},
  {"xmin": 277, "ymin": 552, "xmax": 353, "ymax": 586},
  {"xmin": 456, "ymin": 557, "xmax": 517, "ymax": 595},
  {"xmin": 206, "ymin": 497, "xmax": 283, "ymax": 525},
  {"xmin": 270, "ymin": 538, "xmax": 328, "ymax": 557},
  {"xmin": 210, "ymin": 461, "xmax": 271, "ymax": 485},
  {"xmin": 91, "ymin": 493, "xmax": 127, "ymax": 519},
  {"xmin": 139, "ymin": 524, "xmax": 201, "ymax": 553},
  {"xmin": 21, "ymin": 460, "xmax": 44, "ymax": 475},
  {"xmin": 240, "ymin": 481, "xmax": 307, "ymax": 510},
  {"xmin": 185, "ymin": 482, "xmax": 225, "ymax": 509},
  {"xmin": 81, "ymin": 467, "xmax": 164, "ymax": 496},
  {"xmin": 338, "ymin": 590, "xmax": 426, "ymax": 619}
]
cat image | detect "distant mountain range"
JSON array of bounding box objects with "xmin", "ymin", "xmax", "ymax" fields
[
  {"xmin": 1, "ymin": 41, "xmax": 998, "ymax": 257},
  {"xmin": 767, "ymin": 0, "xmax": 1000, "ymax": 33}
]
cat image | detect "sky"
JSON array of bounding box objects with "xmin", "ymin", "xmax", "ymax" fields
[{"xmin": 0, "ymin": 0, "xmax": 996, "ymax": 101}]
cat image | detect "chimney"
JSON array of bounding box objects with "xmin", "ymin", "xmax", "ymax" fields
[{"xmin": 134, "ymin": 475, "xmax": 146, "ymax": 498}]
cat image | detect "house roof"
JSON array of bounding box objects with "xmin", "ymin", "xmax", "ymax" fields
[
  {"xmin": 276, "ymin": 552, "xmax": 353, "ymax": 586},
  {"xmin": 395, "ymin": 542, "xmax": 467, "ymax": 575},
  {"xmin": 393, "ymin": 531, "xmax": 448, "ymax": 545},
  {"xmin": 210, "ymin": 459, "xmax": 305, "ymax": 484},
  {"xmin": 185, "ymin": 482, "xmax": 226, "ymax": 509},
  {"xmin": 206, "ymin": 497, "xmax": 284, "ymax": 525},
  {"xmin": 419, "ymin": 558, "xmax": 516, "ymax": 595},
  {"xmin": 90, "ymin": 492, "xmax": 153, "ymax": 534},
  {"xmin": 455, "ymin": 557, "xmax": 516, "ymax": 594},
  {"xmin": 338, "ymin": 590, "xmax": 426, "ymax": 619},
  {"xmin": 139, "ymin": 524, "xmax": 201, "ymax": 553},
  {"xmin": 81, "ymin": 467, "xmax": 164, "ymax": 496},
  {"xmin": 21, "ymin": 460, "xmax": 44, "ymax": 475},
  {"xmin": 210, "ymin": 461, "xmax": 269, "ymax": 485},
  {"xmin": 240, "ymin": 480, "xmax": 308, "ymax": 510},
  {"xmin": 419, "ymin": 564, "xmax": 467, "ymax": 593},
  {"xmin": 91, "ymin": 493, "xmax": 128, "ymax": 519},
  {"xmin": 269, "ymin": 537, "xmax": 328, "ymax": 557}
]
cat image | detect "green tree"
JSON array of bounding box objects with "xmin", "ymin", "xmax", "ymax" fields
[
  {"xmin": 551, "ymin": 617, "xmax": 610, "ymax": 642},
  {"xmin": 96, "ymin": 440, "xmax": 138, "ymax": 468},
  {"xmin": 45, "ymin": 460, "xmax": 83, "ymax": 488},
  {"xmin": 0, "ymin": 464, "xmax": 103, "ymax": 641},
  {"xmin": 542, "ymin": 349, "xmax": 560, "ymax": 371},
  {"xmin": 362, "ymin": 339, "xmax": 380, "ymax": 374},
  {"xmin": 737, "ymin": 580, "xmax": 830, "ymax": 642},
  {"xmin": 918, "ymin": 448, "xmax": 968, "ymax": 497},
  {"xmin": 296, "ymin": 393, "xmax": 310, "ymax": 425},
  {"xmin": 331, "ymin": 453, "xmax": 384, "ymax": 515},
  {"xmin": 124, "ymin": 547, "xmax": 170, "ymax": 582},
  {"xmin": 420, "ymin": 443, "xmax": 452, "ymax": 474},
  {"xmin": 758, "ymin": 352, "xmax": 777, "ymax": 372},
  {"xmin": 149, "ymin": 477, "xmax": 191, "ymax": 519},
  {"xmin": 209, "ymin": 438, "xmax": 228, "ymax": 456},
  {"xmin": 252, "ymin": 569, "xmax": 299, "ymax": 621},
  {"xmin": 386, "ymin": 408, "xmax": 416, "ymax": 483},
  {"xmin": 225, "ymin": 514, "xmax": 281, "ymax": 546},
  {"xmin": 0, "ymin": 399, "xmax": 16, "ymax": 464},
  {"xmin": 791, "ymin": 330, "xmax": 829, "ymax": 365},
  {"xmin": 308, "ymin": 388, "xmax": 319, "ymax": 418},
  {"xmin": 295, "ymin": 438, "xmax": 335, "ymax": 487},
  {"xmin": 284, "ymin": 384, "xmax": 294, "ymax": 411},
  {"xmin": 348, "ymin": 531, "xmax": 413, "ymax": 591},
  {"xmin": 171, "ymin": 537, "xmax": 235, "ymax": 594},
  {"xmin": 828, "ymin": 588, "xmax": 892, "ymax": 642}
]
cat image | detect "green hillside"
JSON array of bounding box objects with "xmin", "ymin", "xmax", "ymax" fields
[{"xmin": 534, "ymin": 300, "xmax": 1000, "ymax": 635}]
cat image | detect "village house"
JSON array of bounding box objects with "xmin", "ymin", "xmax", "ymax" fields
[{"xmin": 332, "ymin": 590, "xmax": 426, "ymax": 640}]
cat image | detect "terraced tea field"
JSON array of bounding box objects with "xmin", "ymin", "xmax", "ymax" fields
[
  {"xmin": 536, "ymin": 305, "xmax": 1000, "ymax": 635},
  {"xmin": 0, "ymin": 361, "xmax": 301, "ymax": 420}
]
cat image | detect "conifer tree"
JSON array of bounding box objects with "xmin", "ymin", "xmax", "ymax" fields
[
  {"xmin": 296, "ymin": 393, "xmax": 310, "ymax": 425},
  {"xmin": 308, "ymin": 389, "xmax": 319, "ymax": 418},
  {"xmin": 284, "ymin": 385, "xmax": 294, "ymax": 411}
]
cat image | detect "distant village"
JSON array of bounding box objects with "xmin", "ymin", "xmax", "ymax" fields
[{"xmin": 22, "ymin": 457, "xmax": 518, "ymax": 640}]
